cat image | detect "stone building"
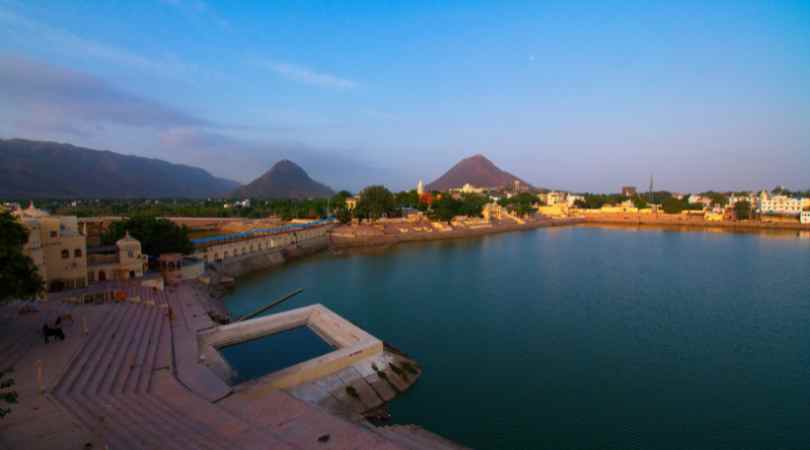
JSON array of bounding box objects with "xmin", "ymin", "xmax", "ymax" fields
[
  {"xmin": 86, "ymin": 232, "xmax": 147, "ymax": 283},
  {"xmin": 15, "ymin": 203, "xmax": 88, "ymax": 292},
  {"xmin": 14, "ymin": 203, "xmax": 147, "ymax": 294}
]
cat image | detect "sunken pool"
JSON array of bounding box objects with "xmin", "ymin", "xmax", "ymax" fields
[{"xmin": 219, "ymin": 325, "xmax": 334, "ymax": 384}]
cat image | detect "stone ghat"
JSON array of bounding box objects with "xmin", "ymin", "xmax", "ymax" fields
[
  {"xmin": 581, "ymin": 213, "xmax": 810, "ymax": 231},
  {"xmin": 286, "ymin": 348, "xmax": 423, "ymax": 422},
  {"xmin": 331, "ymin": 217, "xmax": 583, "ymax": 249},
  {"xmin": 0, "ymin": 282, "xmax": 464, "ymax": 450}
]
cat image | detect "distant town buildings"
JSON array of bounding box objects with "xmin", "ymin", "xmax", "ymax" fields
[
  {"xmin": 450, "ymin": 183, "xmax": 486, "ymax": 194},
  {"xmin": 758, "ymin": 191, "xmax": 802, "ymax": 216},
  {"xmin": 801, "ymin": 211, "xmax": 810, "ymax": 225},
  {"xmin": 621, "ymin": 186, "xmax": 637, "ymax": 197},
  {"xmin": 13, "ymin": 202, "xmax": 147, "ymax": 294},
  {"xmin": 688, "ymin": 194, "xmax": 713, "ymax": 207}
]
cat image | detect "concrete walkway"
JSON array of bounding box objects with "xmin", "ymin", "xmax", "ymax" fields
[{"xmin": 1, "ymin": 281, "xmax": 460, "ymax": 449}]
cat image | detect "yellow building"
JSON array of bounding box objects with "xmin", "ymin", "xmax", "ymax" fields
[
  {"xmin": 345, "ymin": 196, "xmax": 358, "ymax": 210},
  {"xmin": 15, "ymin": 202, "xmax": 148, "ymax": 293},
  {"xmin": 15, "ymin": 203, "xmax": 88, "ymax": 292},
  {"xmin": 537, "ymin": 204, "xmax": 569, "ymax": 218},
  {"xmin": 704, "ymin": 211, "xmax": 724, "ymax": 222}
]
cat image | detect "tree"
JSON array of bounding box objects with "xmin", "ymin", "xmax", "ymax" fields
[
  {"xmin": 355, "ymin": 186, "xmax": 396, "ymax": 222},
  {"xmin": 335, "ymin": 206, "xmax": 352, "ymax": 224},
  {"xmin": 632, "ymin": 196, "xmax": 648, "ymax": 209},
  {"xmin": 102, "ymin": 216, "xmax": 193, "ymax": 256},
  {"xmin": 1, "ymin": 367, "xmax": 17, "ymax": 419},
  {"xmin": 661, "ymin": 197, "xmax": 686, "ymax": 214},
  {"xmin": 501, "ymin": 192, "xmax": 538, "ymax": 217},
  {"xmin": 428, "ymin": 196, "xmax": 463, "ymax": 224},
  {"xmin": 734, "ymin": 200, "xmax": 752, "ymax": 220},
  {"xmin": 0, "ymin": 211, "xmax": 44, "ymax": 302}
]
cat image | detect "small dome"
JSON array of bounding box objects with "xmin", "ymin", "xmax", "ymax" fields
[{"xmin": 116, "ymin": 231, "xmax": 139, "ymax": 246}]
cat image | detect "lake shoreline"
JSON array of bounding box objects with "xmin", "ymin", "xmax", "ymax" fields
[
  {"xmin": 330, "ymin": 217, "xmax": 583, "ymax": 249},
  {"xmin": 581, "ymin": 215, "xmax": 810, "ymax": 233}
]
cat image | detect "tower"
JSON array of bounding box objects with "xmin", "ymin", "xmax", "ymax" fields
[{"xmin": 417, "ymin": 180, "xmax": 424, "ymax": 196}]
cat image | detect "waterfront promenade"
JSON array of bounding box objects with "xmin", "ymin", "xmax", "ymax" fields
[{"xmin": 0, "ymin": 280, "xmax": 463, "ymax": 449}]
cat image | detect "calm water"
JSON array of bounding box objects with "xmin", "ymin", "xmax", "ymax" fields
[
  {"xmin": 219, "ymin": 326, "xmax": 333, "ymax": 384},
  {"xmin": 224, "ymin": 226, "xmax": 810, "ymax": 449}
]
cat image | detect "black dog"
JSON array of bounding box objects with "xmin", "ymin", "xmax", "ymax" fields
[{"xmin": 42, "ymin": 324, "xmax": 65, "ymax": 343}]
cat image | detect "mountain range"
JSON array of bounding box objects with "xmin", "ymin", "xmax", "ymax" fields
[
  {"xmin": 231, "ymin": 160, "xmax": 334, "ymax": 199},
  {"xmin": 426, "ymin": 154, "xmax": 530, "ymax": 191},
  {"xmin": 0, "ymin": 139, "xmax": 239, "ymax": 198}
]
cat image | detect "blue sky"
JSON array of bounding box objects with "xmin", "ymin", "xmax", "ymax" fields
[{"xmin": 1, "ymin": 0, "xmax": 809, "ymax": 193}]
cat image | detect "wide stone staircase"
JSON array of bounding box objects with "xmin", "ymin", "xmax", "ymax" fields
[
  {"xmin": 50, "ymin": 301, "xmax": 240, "ymax": 450},
  {"xmin": 374, "ymin": 425, "xmax": 470, "ymax": 450}
]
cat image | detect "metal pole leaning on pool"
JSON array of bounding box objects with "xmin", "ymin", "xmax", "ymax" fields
[{"xmin": 237, "ymin": 288, "xmax": 305, "ymax": 322}]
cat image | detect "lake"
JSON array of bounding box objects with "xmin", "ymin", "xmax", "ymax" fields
[{"xmin": 224, "ymin": 225, "xmax": 810, "ymax": 449}]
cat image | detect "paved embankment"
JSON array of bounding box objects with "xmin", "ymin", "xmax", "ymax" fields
[
  {"xmin": 211, "ymin": 235, "xmax": 330, "ymax": 279},
  {"xmin": 580, "ymin": 214, "xmax": 810, "ymax": 232},
  {"xmin": 330, "ymin": 218, "xmax": 583, "ymax": 249}
]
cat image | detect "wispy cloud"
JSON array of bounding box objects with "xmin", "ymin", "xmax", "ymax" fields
[
  {"xmin": 255, "ymin": 60, "xmax": 358, "ymax": 90},
  {"xmin": 0, "ymin": 7, "xmax": 218, "ymax": 83},
  {"xmin": 0, "ymin": 55, "xmax": 210, "ymax": 136},
  {"xmin": 160, "ymin": 0, "xmax": 230, "ymax": 30}
]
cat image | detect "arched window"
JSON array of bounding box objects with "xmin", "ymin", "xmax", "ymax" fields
[
  {"xmin": 61, "ymin": 249, "xmax": 70, "ymax": 259},
  {"xmin": 74, "ymin": 249, "xmax": 82, "ymax": 258}
]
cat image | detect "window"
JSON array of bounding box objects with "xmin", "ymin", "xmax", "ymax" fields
[
  {"xmin": 128, "ymin": 250, "xmax": 133, "ymax": 258},
  {"xmin": 50, "ymin": 231, "xmax": 58, "ymax": 238},
  {"xmin": 61, "ymin": 249, "xmax": 70, "ymax": 259},
  {"xmin": 74, "ymin": 249, "xmax": 82, "ymax": 258}
]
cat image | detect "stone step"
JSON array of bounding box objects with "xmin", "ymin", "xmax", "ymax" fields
[
  {"xmin": 98, "ymin": 305, "xmax": 151, "ymax": 395},
  {"xmin": 137, "ymin": 394, "xmax": 238, "ymax": 450},
  {"xmin": 122, "ymin": 306, "xmax": 160, "ymax": 394},
  {"xmin": 84, "ymin": 394, "xmax": 178, "ymax": 450},
  {"xmin": 54, "ymin": 303, "xmax": 132, "ymax": 395},
  {"xmin": 83, "ymin": 304, "xmax": 148, "ymax": 396},
  {"xmin": 105, "ymin": 394, "xmax": 223, "ymax": 450},
  {"xmin": 141, "ymin": 313, "xmax": 168, "ymax": 394},
  {"xmin": 54, "ymin": 394, "xmax": 142, "ymax": 450},
  {"xmin": 377, "ymin": 425, "xmax": 466, "ymax": 450}
]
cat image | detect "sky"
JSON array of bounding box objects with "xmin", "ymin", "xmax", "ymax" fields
[{"xmin": 1, "ymin": 0, "xmax": 809, "ymax": 193}]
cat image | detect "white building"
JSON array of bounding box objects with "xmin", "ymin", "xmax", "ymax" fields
[
  {"xmin": 567, "ymin": 194, "xmax": 585, "ymax": 207},
  {"xmin": 688, "ymin": 194, "xmax": 712, "ymax": 208},
  {"xmin": 450, "ymin": 183, "xmax": 486, "ymax": 194},
  {"xmin": 538, "ymin": 191, "xmax": 567, "ymax": 206},
  {"xmin": 728, "ymin": 193, "xmax": 756, "ymax": 206},
  {"xmin": 417, "ymin": 180, "xmax": 424, "ymax": 196},
  {"xmin": 759, "ymin": 194, "xmax": 802, "ymax": 215}
]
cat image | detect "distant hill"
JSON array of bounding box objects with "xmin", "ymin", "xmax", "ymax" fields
[
  {"xmin": 0, "ymin": 138, "xmax": 240, "ymax": 199},
  {"xmin": 426, "ymin": 154, "xmax": 531, "ymax": 191},
  {"xmin": 231, "ymin": 160, "xmax": 334, "ymax": 199}
]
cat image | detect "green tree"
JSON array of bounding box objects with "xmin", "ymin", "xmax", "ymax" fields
[
  {"xmin": 428, "ymin": 196, "xmax": 462, "ymax": 223},
  {"xmin": 355, "ymin": 185, "xmax": 396, "ymax": 222},
  {"xmin": 661, "ymin": 197, "xmax": 686, "ymax": 214},
  {"xmin": 0, "ymin": 211, "xmax": 44, "ymax": 302},
  {"xmin": 102, "ymin": 215, "xmax": 194, "ymax": 256},
  {"xmin": 1, "ymin": 367, "xmax": 18, "ymax": 419},
  {"xmin": 394, "ymin": 190, "xmax": 420, "ymax": 210},
  {"xmin": 734, "ymin": 200, "xmax": 752, "ymax": 220},
  {"xmin": 335, "ymin": 206, "xmax": 352, "ymax": 224},
  {"xmin": 632, "ymin": 196, "xmax": 648, "ymax": 209},
  {"xmin": 502, "ymin": 192, "xmax": 538, "ymax": 217}
]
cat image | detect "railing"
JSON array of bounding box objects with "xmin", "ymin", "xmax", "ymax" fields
[{"xmin": 190, "ymin": 217, "xmax": 335, "ymax": 247}]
